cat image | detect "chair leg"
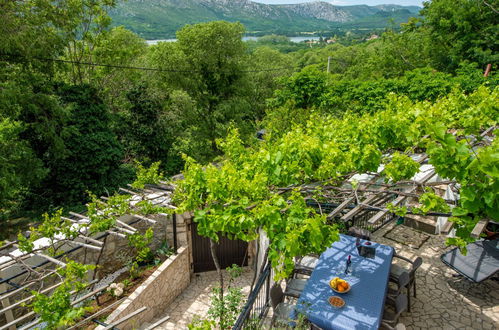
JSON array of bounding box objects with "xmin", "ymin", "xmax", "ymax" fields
[
  {"xmin": 413, "ymin": 279, "xmax": 417, "ymax": 298},
  {"xmin": 407, "ymin": 285, "xmax": 411, "ymax": 312}
]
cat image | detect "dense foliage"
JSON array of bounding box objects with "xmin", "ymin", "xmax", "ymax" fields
[
  {"xmin": 1, "ymin": 0, "xmax": 497, "ymax": 271},
  {"xmin": 1, "ymin": 0, "xmax": 498, "ymax": 327}
]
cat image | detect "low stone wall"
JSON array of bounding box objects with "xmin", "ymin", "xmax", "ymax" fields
[{"xmin": 100, "ymin": 246, "xmax": 191, "ymax": 330}]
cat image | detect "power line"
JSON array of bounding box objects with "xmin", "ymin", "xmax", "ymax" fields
[{"xmin": 0, "ymin": 53, "xmax": 305, "ymax": 74}]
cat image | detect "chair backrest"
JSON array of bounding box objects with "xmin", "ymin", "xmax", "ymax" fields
[
  {"xmin": 394, "ymin": 293, "xmax": 408, "ymax": 315},
  {"xmin": 397, "ymin": 271, "xmax": 410, "ymax": 288},
  {"xmin": 270, "ymin": 284, "xmax": 284, "ymax": 310},
  {"xmin": 410, "ymin": 257, "xmax": 423, "ymax": 276}
]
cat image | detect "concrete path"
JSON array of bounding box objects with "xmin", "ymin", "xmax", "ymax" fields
[{"xmin": 143, "ymin": 267, "xmax": 254, "ymax": 329}]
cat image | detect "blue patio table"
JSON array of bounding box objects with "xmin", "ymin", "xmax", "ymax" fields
[{"xmin": 291, "ymin": 234, "xmax": 394, "ymax": 330}]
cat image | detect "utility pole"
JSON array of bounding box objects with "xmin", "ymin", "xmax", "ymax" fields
[{"xmin": 327, "ymin": 56, "xmax": 331, "ymax": 73}]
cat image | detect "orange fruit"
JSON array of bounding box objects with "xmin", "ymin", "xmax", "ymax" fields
[{"xmin": 337, "ymin": 285, "xmax": 345, "ymax": 292}]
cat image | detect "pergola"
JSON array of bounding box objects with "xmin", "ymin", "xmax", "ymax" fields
[{"xmin": 0, "ymin": 183, "xmax": 176, "ymax": 330}]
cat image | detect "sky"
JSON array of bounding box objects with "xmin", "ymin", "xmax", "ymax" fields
[{"xmin": 254, "ymin": 0, "xmax": 424, "ymax": 6}]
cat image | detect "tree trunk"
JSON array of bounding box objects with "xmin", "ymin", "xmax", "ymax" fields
[{"xmin": 209, "ymin": 238, "xmax": 224, "ymax": 325}]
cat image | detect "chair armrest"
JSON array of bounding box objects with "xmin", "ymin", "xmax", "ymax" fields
[
  {"xmin": 393, "ymin": 254, "xmax": 413, "ymax": 264},
  {"xmin": 293, "ymin": 266, "xmax": 313, "ymax": 277}
]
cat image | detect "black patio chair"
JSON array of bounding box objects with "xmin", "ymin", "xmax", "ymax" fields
[
  {"xmin": 389, "ymin": 254, "xmax": 422, "ymax": 311},
  {"xmin": 382, "ymin": 293, "xmax": 408, "ymax": 327},
  {"xmin": 294, "ymin": 255, "xmax": 319, "ymax": 276},
  {"xmin": 441, "ymin": 238, "xmax": 499, "ymax": 283},
  {"xmin": 284, "ymin": 277, "xmax": 308, "ymax": 299},
  {"xmin": 270, "ymin": 284, "xmax": 296, "ymax": 327},
  {"xmin": 386, "ymin": 271, "xmax": 410, "ymax": 305}
]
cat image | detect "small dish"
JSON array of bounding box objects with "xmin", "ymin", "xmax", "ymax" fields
[{"xmin": 328, "ymin": 296, "xmax": 345, "ymax": 308}]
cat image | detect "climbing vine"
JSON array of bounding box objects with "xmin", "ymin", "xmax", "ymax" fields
[{"xmin": 173, "ymin": 86, "xmax": 498, "ymax": 281}]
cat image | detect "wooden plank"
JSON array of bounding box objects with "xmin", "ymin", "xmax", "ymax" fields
[
  {"xmin": 103, "ymin": 307, "xmax": 147, "ymax": 329},
  {"xmin": 327, "ymin": 197, "xmax": 355, "ymax": 219},
  {"xmin": 341, "ymin": 187, "xmax": 389, "ymax": 221},
  {"xmin": 471, "ymin": 219, "xmax": 489, "ymax": 238},
  {"xmin": 368, "ymin": 170, "xmax": 436, "ymax": 225},
  {"xmin": 0, "ymin": 282, "xmax": 16, "ymax": 330},
  {"xmin": 133, "ymin": 214, "xmax": 157, "ymax": 224},
  {"xmin": 0, "ymin": 310, "xmax": 35, "ymax": 330},
  {"xmin": 440, "ymin": 220, "xmax": 454, "ymax": 235},
  {"xmin": 144, "ymin": 315, "xmax": 171, "ymax": 330},
  {"xmin": 0, "ymin": 281, "xmax": 63, "ymax": 314},
  {"xmin": 368, "ymin": 195, "xmax": 407, "ymax": 224},
  {"xmin": 67, "ymin": 298, "xmax": 126, "ymax": 330},
  {"xmin": 35, "ymin": 253, "xmax": 66, "ymax": 267}
]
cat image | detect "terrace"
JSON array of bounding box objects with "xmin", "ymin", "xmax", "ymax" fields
[{"xmin": 144, "ymin": 221, "xmax": 499, "ymax": 329}]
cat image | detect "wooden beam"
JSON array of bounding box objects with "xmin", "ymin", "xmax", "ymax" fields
[
  {"xmin": 35, "ymin": 253, "xmax": 66, "ymax": 267},
  {"xmin": 103, "ymin": 306, "xmax": 147, "ymax": 329},
  {"xmin": 471, "ymin": 219, "xmax": 489, "ymax": 238},
  {"xmin": 119, "ymin": 187, "xmax": 140, "ymax": 196},
  {"xmin": 440, "ymin": 220, "xmax": 454, "ymax": 235},
  {"xmin": 78, "ymin": 235, "xmax": 104, "ymax": 246},
  {"xmin": 367, "ymin": 170, "xmax": 436, "ymax": 225},
  {"xmin": 327, "ymin": 196, "xmax": 354, "ymax": 219},
  {"xmin": 0, "ymin": 310, "xmax": 35, "ymax": 330},
  {"xmin": 106, "ymin": 230, "xmax": 126, "ymax": 239},
  {"xmin": 133, "ymin": 214, "xmax": 157, "ymax": 224},
  {"xmin": 0, "ymin": 280, "xmax": 63, "ymax": 314},
  {"xmin": 67, "ymin": 297, "xmax": 126, "ymax": 330},
  {"xmin": 144, "ymin": 315, "xmax": 171, "ymax": 330},
  {"xmin": 69, "ymin": 211, "xmax": 88, "ymax": 219},
  {"xmin": 0, "ymin": 282, "xmax": 16, "ymax": 330},
  {"xmin": 0, "ymin": 269, "xmax": 58, "ymax": 300},
  {"xmin": 116, "ymin": 220, "xmax": 137, "ymax": 232},
  {"xmin": 64, "ymin": 240, "xmax": 102, "ymax": 251}
]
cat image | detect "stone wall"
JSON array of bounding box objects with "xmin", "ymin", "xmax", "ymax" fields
[{"xmin": 99, "ymin": 246, "xmax": 191, "ymax": 330}]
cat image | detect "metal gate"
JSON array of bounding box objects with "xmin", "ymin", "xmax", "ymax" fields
[{"xmin": 191, "ymin": 222, "xmax": 248, "ymax": 273}]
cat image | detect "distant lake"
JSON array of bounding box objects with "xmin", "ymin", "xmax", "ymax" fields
[{"xmin": 146, "ymin": 36, "xmax": 321, "ymax": 45}]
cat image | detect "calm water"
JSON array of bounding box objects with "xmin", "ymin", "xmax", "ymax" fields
[{"xmin": 146, "ymin": 36, "xmax": 321, "ymax": 45}]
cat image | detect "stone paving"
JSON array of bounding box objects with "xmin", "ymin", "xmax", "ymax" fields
[
  {"xmin": 143, "ymin": 267, "xmax": 254, "ymax": 329},
  {"xmin": 146, "ymin": 222, "xmax": 499, "ymax": 329},
  {"xmin": 373, "ymin": 222, "xmax": 499, "ymax": 330}
]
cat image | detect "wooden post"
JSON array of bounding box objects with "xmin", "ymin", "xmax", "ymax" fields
[
  {"xmin": 484, "ymin": 63, "xmax": 492, "ymax": 77},
  {"xmin": 0, "ymin": 281, "xmax": 16, "ymax": 330},
  {"xmin": 327, "ymin": 56, "xmax": 331, "ymax": 73}
]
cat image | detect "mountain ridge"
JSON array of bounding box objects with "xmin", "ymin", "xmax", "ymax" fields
[{"xmin": 109, "ymin": 0, "xmax": 421, "ymax": 39}]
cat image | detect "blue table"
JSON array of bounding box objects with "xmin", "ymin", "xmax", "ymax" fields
[{"xmin": 293, "ymin": 234, "xmax": 394, "ymax": 330}]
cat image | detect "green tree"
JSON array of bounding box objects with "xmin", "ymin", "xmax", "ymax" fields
[
  {"xmin": 0, "ymin": 119, "xmax": 45, "ymax": 217},
  {"xmin": 421, "ymin": 0, "xmax": 499, "ymax": 71},
  {"xmin": 147, "ymin": 21, "xmax": 254, "ymax": 163},
  {"xmin": 118, "ymin": 84, "xmax": 179, "ymax": 172},
  {"xmin": 40, "ymin": 85, "xmax": 128, "ymax": 205},
  {"xmin": 91, "ymin": 26, "xmax": 147, "ymax": 112}
]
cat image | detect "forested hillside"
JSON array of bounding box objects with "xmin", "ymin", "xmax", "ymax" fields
[
  {"xmin": 109, "ymin": 0, "xmax": 421, "ymax": 38},
  {"xmin": 0, "ymin": 0, "xmax": 497, "ymax": 250}
]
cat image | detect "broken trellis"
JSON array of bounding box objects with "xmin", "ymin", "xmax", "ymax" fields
[{"xmin": 0, "ymin": 182, "xmax": 176, "ymax": 329}]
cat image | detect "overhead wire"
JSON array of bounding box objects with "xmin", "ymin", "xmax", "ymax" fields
[{"xmin": 0, "ymin": 52, "xmax": 330, "ymax": 74}]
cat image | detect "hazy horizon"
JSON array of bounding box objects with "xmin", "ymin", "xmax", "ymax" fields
[{"xmin": 254, "ymin": 0, "xmax": 424, "ymax": 6}]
